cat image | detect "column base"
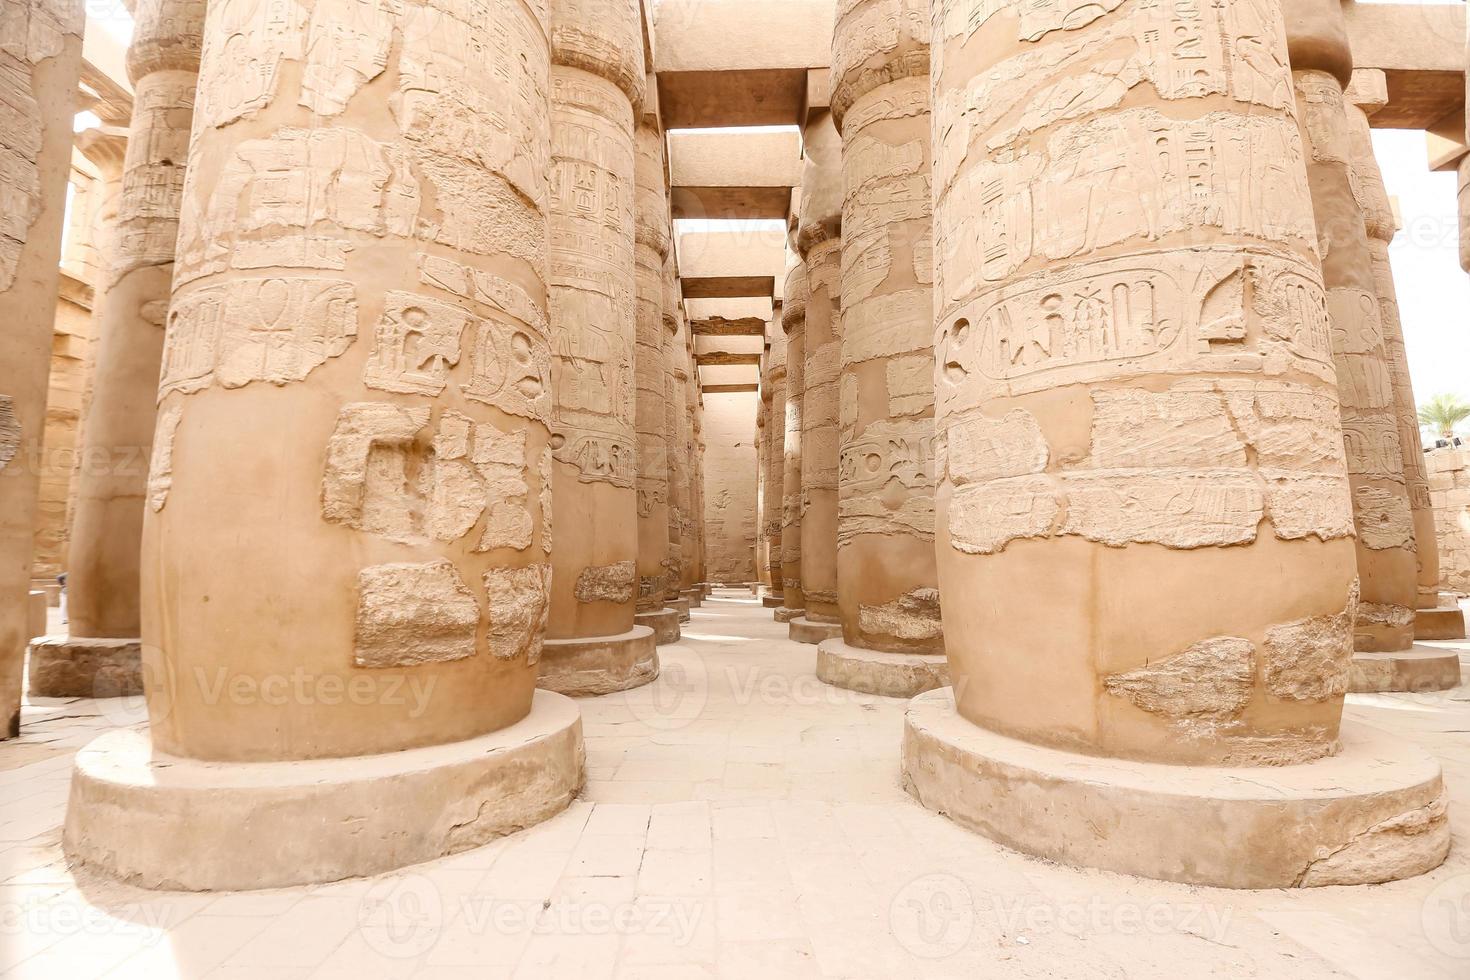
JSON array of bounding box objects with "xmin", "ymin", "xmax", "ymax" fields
[
  {"xmin": 1348, "ymin": 646, "xmax": 1462, "ymax": 693},
  {"xmin": 1415, "ymin": 604, "xmax": 1467, "ymax": 641},
  {"xmin": 789, "ymin": 616, "xmax": 843, "ymax": 645},
  {"xmin": 761, "ymin": 595, "xmax": 784, "ymax": 608},
  {"xmin": 63, "ymin": 690, "xmax": 584, "ymax": 892},
  {"xmin": 668, "ymin": 598, "xmax": 691, "ymax": 622},
  {"xmin": 538, "ymin": 626, "xmax": 659, "ymax": 696},
  {"xmin": 816, "ymin": 638, "xmax": 950, "ymax": 698},
  {"xmin": 902, "ymin": 688, "xmax": 1449, "ymax": 889},
  {"xmin": 773, "ymin": 606, "xmax": 801, "ymax": 623},
  {"xmin": 633, "ymin": 608, "xmax": 681, "ymax": 645},
  {"xmin": 680, "ymin": 587, "xmax": 703, "ymax": 609},
  {"xmin": 27, "ymin": 637, "xmax": 142, "ymax": 698}
]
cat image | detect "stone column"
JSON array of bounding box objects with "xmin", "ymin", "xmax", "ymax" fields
[
  {"xmin": 29, "ymin": 0, "xmax": 204, "ymax": 700},
  {"xmin": 538, "ymin": 0, "xmax": 657, "ymax": 695},
  {"xmin": 754, "ymin": 397, "xmax": 768, "ymax": 591},
  {"xmin": 776, "ymin": 246, "xmax": 807, "ymax": 623},
  {"xmin": 817, "ymin": 0, "xmax": 946, "ymax": 695},
  {"xmin": 761, "ymin": 314, "xmax": 787, "ymax": 607},
  {"xmin": 681, "ymin": 350, "xmax": 704, "ymax": 603},
  {"xmin": 1287, "ymin": 0, "xmax": 1459, "ymax": 692},
  {"xmin": 65, "ymin": 0, "xmax": 583, "ymax": 890},
  {"xmin": 0, "ymin": 0, "xmax": 84, "ymax": 738},
  {"xmin": 790, "ymin": 111, "xmax": 844, "ymax": 645},
  {"xmin": 630, "ymin": 76, "xmax": 679, "ymax": 646},
  {"xmin": 904, "ymin": 0, "xmax": 1448, "ymax": 889},
  {"xmin": 1342, "ymin": 71, "xmax": 1465, "ymax": 645},
  {"xmin": 664, "ymin": 268, "xmax": 692, "ymax": 620}
]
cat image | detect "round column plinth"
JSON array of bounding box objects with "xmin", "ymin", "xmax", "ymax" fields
[
  {"xmin": 633, "ymin": 608, "xmax": 681, "ymax": 645},
  {"xmin": 27, "ymin": 637, "xmax": 142, "ymax": 698},
  {"xmin": 1415, "ymin": 605, "xmax": 1467, "ymax": 642},
  {"xmin": 1348, "ymin": 647, "xmax": 1462, "ymax": 694},
  {"xmin": 64, "ymin": 691, "xmax": 584, "ymax": 892},
  {"xmin": 789, "ymin": 616, "xmax": 842, "ymax": 645},
  {"xmin": 773, "ymin": 606, "xmax": 801, "ymax": 623},
  {"xmin": 679, "ymin": 588, "xmax": 703, "ymax": 609},
  {"xmin": 816, "ymin": 638, "xmax": 949, "ymax": 698},
  {"xmin": 538, "ymin": 626, "xmax": 659, "ymax": 697},
  {"xmin": 902, "ymin": 688, "xmax": 1449, "ymax": 889},
  {"xmin": 668, "ymin": 598, "xmax": 691, "ymax": 622},
  {"xmin": 761, "ymin": 595, "xmax": 784, "ymax": 609}
]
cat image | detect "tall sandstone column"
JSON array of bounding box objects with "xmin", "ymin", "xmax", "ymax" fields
[
  {"xmin": 538, "ymin": 0, "xmax": 658, "ymax": 695},
  {"xmin": 664, "ymin": 270, "xmax": 692, "ymax": 620},
  {"xmin": 761, "ymin": 314, "xmax": 787, "ymax": 607},
  {"xmin": 29, "ymin": 0, "xmax": 204, "ymax": 700},
  {"xmin": 630, "ymin": 76, "xmax": 679, "ymax": 645},
  {"xmin": 904, "ymin": 0, "xmax": 1449, "ymax": 889},
  {"xmin": 681, "ymin": 347, "xmax": 704, "ymax": 602},
  {"xmin": 65, "ymin": 0, "xmax": 583, "ymax": 891},
  {"xmin": 776, "ymin": 246, "xmax": 807, "ymax": 622},
  {"xmin": 0, "ymin": 0, "xmax": 84, "ymax": 738},
  {"xmin": 1343, "ymin": 71, "xmax": 1464, "ymax": 644},
  {"xmin": 790, "ymin": 111, "xmax": 844, "ymax": 645},
  {"xmin": 754, "ymin": 399, "xmax": 767, "ymax": 590},
  {"xmin": 818, "ymin": 0, "xmax": 946, "ymax": 695},
  {"xmin": 1287, "ymin": 0, "xmax": 1459, "ymax": 693}
]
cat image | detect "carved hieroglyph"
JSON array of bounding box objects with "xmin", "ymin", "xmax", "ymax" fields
[
  {"xmin": 781, "ymin": 255, "xmax": 808, "ymax": 608},
  {"xmin": 146, "ymin": 0, "xmax": 556, "ymax": 760},
  {"xmin": 0, "ymin": 396, "xmax": 18, "ymax": 472},
  {"xmin": 145, "ymin": 405, "xmax": 183, "ymax": 512},
  {"xmin": 932, "ymin": 0, "xmax": 1359, "ymax": 766},
  {"xmin": 833, "ymin": 7, "xmax": 943, "ymax": 653},
  {"xmin": 633, "ymin": 108, "xmax": 671, "ymax": 609},
  {"xmin": 574, "ymin": 560, "xmax": 636, "ymax": 604},
  {"xmin": 1292, "ymin": 65, "xmax": 1418, "ymax": 652}
]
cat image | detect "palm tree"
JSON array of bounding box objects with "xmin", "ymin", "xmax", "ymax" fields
[{"xmin": 1418, "ymin": 393, "xmax": 1470, "ymax": 440}]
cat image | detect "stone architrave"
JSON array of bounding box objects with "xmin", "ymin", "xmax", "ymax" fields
[
  {"xmin": 0, "ymin": 0, "xmax": 84, "ymax": 738},
  {"xmin": 762, "ymin": 315, "xmax": 787, "ymax": 606},
  {"xmin": 539, "ymin": 0, "xmax": 657, "ymax": 694},
  {"xmin": 818, "ymin": 0, "xmax": 947, "ymax": 695},
  {"xmin": 778, "ymin": 244, "xmax": 808, "ymax": 622},
  {"xmin": 29, "ymin": 0, "xmax": 206, "ymax": 700},
  {"xmin": 630, "ymin": 76, "xmax": 679, "ymax": 646},
  {"xmin": 64, "ymin": 0, "xmax": 582, "ymax": 889},
  {"xmin": 1287, "ymin": 0, "xmax": 1458, "ymax": 691},
  {"xmin": 1343, "ymin": 71, "xmax": 1465, "ymax": 644},
  {"xmin": 903, "ymin": 0, "xmax": 1450, "ymax": 889}
]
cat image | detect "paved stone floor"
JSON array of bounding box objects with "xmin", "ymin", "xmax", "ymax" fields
[{"xmin": 4, "ymin": 591, "xmax": 1470, "ymax": 978}]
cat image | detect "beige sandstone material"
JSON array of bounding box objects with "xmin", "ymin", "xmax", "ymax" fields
[
  {"xmin": 762, "ymin": 315, "xmax": 787, "ymax": 592},
  {"xmin": 0, "ymin": 0, "xmax": 84, "ymax": 739},
  {"xmin": 54, "ymin": 0, "xmax": 203, "ymax": 699},
  {"xmin": 65, "ymin": 690, "xmax": 584, "ymax": 892},
  {"xmin": 816, "ymin": 637, "xmax": 948, "ymax": 697},
  {"xmin": 28, "ymin": 636, "xmax": 142, "ymax": 698},
  {"xmin": 633, "ymin": 606, "xmax": 680, "ymax": 644},
  {"xmin": 795, "ymin": 110, "xmax": 843, "ymax": 636},
  {"xmin": 823, "ymin": 0, "xmax": 943, "ymax": 695},
  {"xmin": 777, "ymin": 245, "xmax": 807, "ymax": 621},
  {"xmin": 1288, "ymin": 1, "xmax": 1420, "ymax": 659},
  {"xmin": 536, "ymin": 626, "xmax": 658, "ymax": 697},
  {"xmin": 788, "ymin": 615, "xmax": 843, "ymax": 646},
  {"xmin": 902, "ymin": 688, "xmax": 1450, "ymax": 889}
]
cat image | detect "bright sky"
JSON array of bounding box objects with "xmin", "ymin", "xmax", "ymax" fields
[{"xmin": 84, "ymin": 3, "xmax": 1468, "ymax": 406}]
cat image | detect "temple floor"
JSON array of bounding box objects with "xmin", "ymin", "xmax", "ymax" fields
[{"xmin": 3, "ymin": 590, "xmax": 1470, "ymax": 978}]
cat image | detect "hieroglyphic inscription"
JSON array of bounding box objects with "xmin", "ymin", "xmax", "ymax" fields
[
  {"xmin": 839, "ymin": 418, "xmax": 936, "ymax": 543},
  {"xmin": 364, "ymin": 292, "xmax": 468, "ymax": 396},
  {"xmin": 179, "ymin": 128, "xmax": 418, "ymax": 282},
  {"xmin": 574, "ymin": 560, "xmax": 636, "ymax": 604},
  {"xmin": 195, "ymin": 0, "xmax": 306, "ymax": 128},
  {"xmin": 299, "ymin": 0, "xmax": 394, "ymax": 116},
  {"xmin": 938, "ymin": 111, "xmax": 1313, "ymax": 298},
  {"xmin": 161, "ymin": 278, "xmax": 358, "ymax": 396},
  {"xmin": 461, "ymin": 314, "xmax": 554, "ymax": 423},
  {"xmin": 0, "ymin": 395, "xmax": 18, "ymax": 472},
  {"xmin": 539, "ymin": 446, "xmax": 553, "ymax": 553},
  {"xmin": 354, "ymin": 560, "xmax": 478, "ymax": 668},
  {"xmin": 418, "ymin": 254, "xmax": 548, "ymax": 335},
  {"xmin": 936, "ymin": 250, "xmax": 1333, "ymax": 405}
]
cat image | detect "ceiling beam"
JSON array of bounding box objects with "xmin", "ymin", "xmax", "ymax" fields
[
  {"xmin": 696, "ymin": 352, "xmax": 762, "ymax": 367},
  {"xmin": 681, "ymin": 276, "xmax": 775, "ymax": 300},
  {"xmin": 691, "ymin": 316, "xmax": 767, "ymax": 337},
  {"xmin": 702, "ymin": 383, "xmax": 760, "ymax": 394}
]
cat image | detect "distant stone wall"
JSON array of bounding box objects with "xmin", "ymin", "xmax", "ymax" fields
[
  {"xmin": 1427, "ymin": 447, "xmax": 1470, "ymax": 594},
  {"xmin": 701, "ymin": 391, "xmax": 758, "ymax": 584}
]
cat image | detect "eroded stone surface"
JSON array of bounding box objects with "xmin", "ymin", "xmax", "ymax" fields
[
  {"xmin": 858, "ymin": 588, "xmax": 943, "ymax": 642},
  {"xmin": 485, "ymin": 563, "xmax": 553, "ymax": 663},
  {"xmin": 0, "ymin": 395, "xmax": 19, "ymax": 471},
  {"xmin": 1263, "ymin": 583, "xmax": 1358, "ymax": 702},
  {"xmin": 574, "ymin": 560, "xmax": 637, "ymax": 605},
  {"xmin": 145, "ymin": 404, "xmax": 183, "ymax": 512},
  {"xmin": 1103, "ymin": 637, "xmax": 1255, "ymax": 725},
  {"xmin": 354, "ymin": 561, "xmax": 479, "ymax": 668}
]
